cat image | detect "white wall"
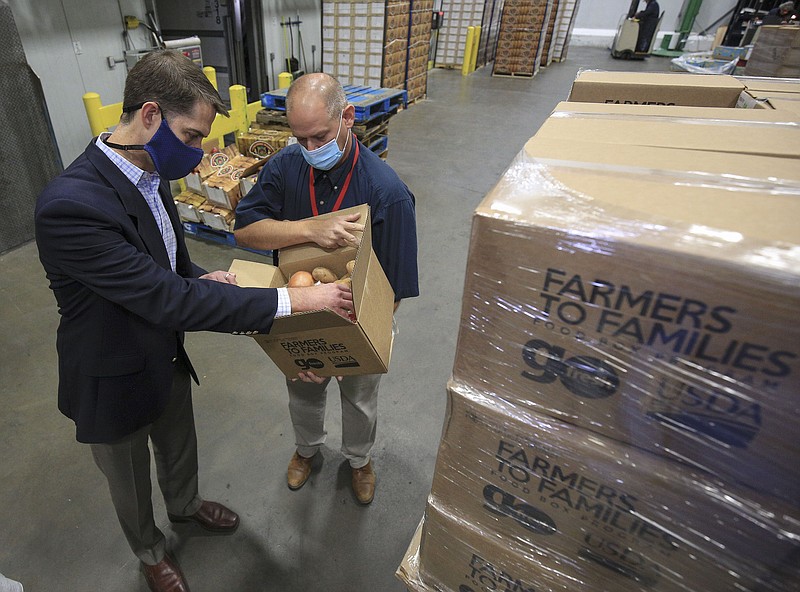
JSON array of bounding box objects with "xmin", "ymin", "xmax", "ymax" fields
[
  {"xmin": 9, "ymin": 0, "xmax": 323, "ymax": 166},
  {"xmin": 572, "ymin": 0, "xmax": 738, "ymax": 47},
  {"xmin": 10, "ymin": 0, "xmax": 151, "ymax": 165},
  {"xmin": 262, "ymin": 0, "xmax": 322, "ymax": 88}
]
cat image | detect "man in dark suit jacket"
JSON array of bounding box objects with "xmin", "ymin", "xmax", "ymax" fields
[{"xmin": 35, "ymin": 50, "xmax": 352, "ymax": 592}]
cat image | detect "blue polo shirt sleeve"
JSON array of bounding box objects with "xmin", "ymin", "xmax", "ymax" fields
[{"xmin": 371, "ymin": 182, "xmax": 419, "ymax": 302}]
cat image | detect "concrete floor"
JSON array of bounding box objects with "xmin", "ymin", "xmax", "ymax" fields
[{"xmin": 0, "ymin": 47, "xmax": 670, "ymax": 592}]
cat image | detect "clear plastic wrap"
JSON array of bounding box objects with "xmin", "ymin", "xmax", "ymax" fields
[{"xmin": 398, "ymin": 117, "xmax": 800, "ymax": 591}]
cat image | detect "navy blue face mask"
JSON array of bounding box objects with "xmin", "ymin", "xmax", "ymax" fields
[{"xmin": 104, "ymin": 102, "xmax": 204, "ymax": 180}]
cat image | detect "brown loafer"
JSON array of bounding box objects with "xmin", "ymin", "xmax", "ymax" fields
[
  {"xmin": 351, "ymin": 461, "xmax": 376, "ymax": 505},
  {"xmin": 287, "ymin": 451, "xmax": 317, "ymax": 490},
  {"xmin": 167, "ymin": 500, "xmax": 239, "ymax": 533},
  {"xmin": 142, "ymin": 553, "xmax": 189, "ymax": 592}
]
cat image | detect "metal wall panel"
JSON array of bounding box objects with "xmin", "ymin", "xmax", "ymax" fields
[{"xmin": 0, "ymin": 1, "xmax": 63, "ymax": 252}]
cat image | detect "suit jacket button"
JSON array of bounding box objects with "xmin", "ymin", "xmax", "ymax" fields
[{"xmin": 171, "ymin": 357, "xmax": 177, "ymax": 363}]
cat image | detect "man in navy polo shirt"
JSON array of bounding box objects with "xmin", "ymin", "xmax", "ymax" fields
[{"xmin": 235, "ymin": 73, "xmax": 419, "ymax": 505}]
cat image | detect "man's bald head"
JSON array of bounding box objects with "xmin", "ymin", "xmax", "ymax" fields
[{"xmin": 286, "ymin": 73, "xmax": 348, "ymax": 120}]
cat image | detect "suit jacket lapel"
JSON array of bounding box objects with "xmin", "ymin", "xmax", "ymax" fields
[{"xmin": 85, "ymin": 141, "xmax": 172, "ymax": 271}]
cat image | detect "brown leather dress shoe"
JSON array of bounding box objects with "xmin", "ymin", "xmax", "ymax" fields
[
  {"xmin": 351, "ymin": 460, "xmax": 376, "ymax": 505},
  {"xmin": 287, "ymin": 451, "xmax": 317, "ymax": 490},
  {"xmin": 142, "ymin": 553, "xmax": 189, "ymax": 592},
  {"xmin": 167, "ymin": 500, "xmax": 239, "ymax": 533}
]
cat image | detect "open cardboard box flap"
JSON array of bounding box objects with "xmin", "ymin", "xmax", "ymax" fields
[{"xmin": 229, "ymin": 203, "xmax": 395, "ymax": 375}]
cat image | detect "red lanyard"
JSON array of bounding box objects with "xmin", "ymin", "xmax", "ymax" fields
[{"xmin": 308, "ymin": 135, "xmax": 360, "ymax": 216}]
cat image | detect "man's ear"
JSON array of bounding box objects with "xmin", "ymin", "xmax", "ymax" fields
[
  {"xmin": 139, "ymin": 101, "xmax": 162, "ymax": 129},
  {"xmin": 343, "ymin": 104, "xmax": 356, "ymax": 129}
]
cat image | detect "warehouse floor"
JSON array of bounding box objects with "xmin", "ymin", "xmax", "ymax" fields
[{"xmin": 0, "ymin": 47, "xmax": 670, "ymax": 591}]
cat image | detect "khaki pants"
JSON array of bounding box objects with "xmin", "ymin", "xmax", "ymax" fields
[
  {"xmin": 286, "ymin": 373, "xmax": 382, "ymax": 469},
  {"xmin": 90, "ymin": 364, "xmax": 202, "ymax": 565}
]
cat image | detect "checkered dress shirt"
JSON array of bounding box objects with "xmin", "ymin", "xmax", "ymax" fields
[{"xmin": 97, "ymin": 134, "xmax": 177, "ymax": 271}]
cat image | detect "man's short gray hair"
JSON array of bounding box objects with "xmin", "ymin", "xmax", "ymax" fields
[{"xmin": 286, "ymin": 73, "xmax": 347, "ymax": 120}]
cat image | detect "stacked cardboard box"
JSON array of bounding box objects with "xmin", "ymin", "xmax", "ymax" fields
[
  {"xmin": 177, "ymin": 143, "xmax": 274, "ymax": 232},
  {"xmin": 745, "ymin": 25, "xmax": 800, "ymax": 78},
  {"xmin": 568, "ymin": 71, "xmax": 746, "ymax": 107},
  {"xmin": 539, "ymin": 0, "xmax": 560, "ymax": 67},
  {"xmin": 434, "ymin": 0, "xmax": 486, "ymax": 68},
  {"xmin": 322, "ymin": 0, "xmax": 386, "ymax": 88},
  {"xmin": 322, "ymin": 0, "xmax": 431, "ymax": 104},
  {"xmin": 548, "ymin": 0, "xmax": 581, "ymax": 62},
  {"xmin": 397, "ymin": 80, "xmax": 800, "ymax": 592},
  {"xmin": 493, "ymin": 0, "xmax": 553, "ymax": 77},
  {"xmin": 737, "ymin": 76, "xmax": 800, "ymax": 116}
]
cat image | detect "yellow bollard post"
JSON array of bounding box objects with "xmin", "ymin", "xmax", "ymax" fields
[
  {"xmin": 228, "ymin": 84, "xmax": 249, "ymax": 133},
  {"xmin": 462, "ymin": 26, "xmax": 475, "ymax": 76},
  {"xmin": 203, "ymin": 66, "xmax": 218, "ymax": 90},
  {"xmin": 470, "ymin": 25, "xmax": 482, "ymax": 72},
  {"xmin": 278, "ymin": 71, "xmax": 293, "ymax": 89},
  {"xmin": 82, "ymin": 92, "xmax": 106, "ymax": 137}
]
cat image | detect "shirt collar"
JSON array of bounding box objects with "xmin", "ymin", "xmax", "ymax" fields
[{"xmin": 96, "ymin": 133, "xmax": 161, "ymax": 189}]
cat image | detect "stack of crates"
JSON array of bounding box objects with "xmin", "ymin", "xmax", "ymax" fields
[
  {"xmin": 434, "ymin": 0, "xmax": 487, "ymax": 68},
  {"xmin": 492, "ymin": 0, "xmax": 554, "ymax": 77},
  {"xmin": 322, "ymin": 0, "xmax": 432, "ymax": 104}
]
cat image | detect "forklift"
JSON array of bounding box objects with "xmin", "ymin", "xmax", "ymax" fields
[{"xmin": 611, "ymin": 0, "xmax": 665, "ymax": 59}]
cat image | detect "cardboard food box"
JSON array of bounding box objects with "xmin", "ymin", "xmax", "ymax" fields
[
  {"xmin": 204, "ymin": 154, "xmax": 266, "ymax": 209},
  {"xmin": 173, "ymin": 190, "xmax": 206, "ymax": 223},
  {"xmin": 229, "ymin": 204, "xmax": 395, "ymax": 376},
  {"xmin": 551, "ymin": 100, "xmax": 799, "ymax": 122},
  {"xmin": 568, "ymin": 71, "xmax": 745, "ymax": 108},
  {"xmin": 236, "ymin": 128, "xmax": 293, "ymax": 159},
  {"xmin": 183, "ymin": 145, "xmax": 240, "ymax": 195},
  {"xmin": 451, "ymin": 132, "xmax": 800, "ymax": 504},
  {"xmin": 239, "ymin": 172, "xmax": 259, "ymax": 197},
  {"xmin": 395, "ymin": 520, "xmax": 429, "ymax": 592},
  {"xmin": 416, "ymin": 504, "xmax": 565, "ymax": 592},
  {"xmin": 538, "ymin": 104, "xmax": 800, "ymax": 158},
  {"xmin": 197, "ymin": 204, "xmax": 234, "ymax": 232},
  {"xmin": 428, "ymin": 382, "xmax": 800, "ymax": 592}
]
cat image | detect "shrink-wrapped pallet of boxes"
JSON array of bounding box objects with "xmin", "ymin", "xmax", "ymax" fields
[
  {"xmin": 746, "ymin": 25, "xmax": 800, "ymax": 78},
  {"xmin": 397, "ymin": 105, "xmax": 800, "ymax": 592}
]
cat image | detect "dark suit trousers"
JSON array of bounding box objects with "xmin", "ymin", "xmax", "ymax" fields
[{"xmin": 90, "ymin": 363, "xmax": 202, "ymax": 565}]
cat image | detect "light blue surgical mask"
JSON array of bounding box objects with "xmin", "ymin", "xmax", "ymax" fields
[{"xmin": 299, "ymin": 111, "xmax": 346, "ymax": 171}]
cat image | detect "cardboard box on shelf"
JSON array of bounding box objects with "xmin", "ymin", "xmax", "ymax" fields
[
  {"xmin": 427, "ymin": 383, "xmax": 800, "ymax": 592},
  {"xmin": 568, "ymin": 71, "xmax": 745, "ymax": 108},
  {"xmin": 197, "ymin": 203, "xmax": 234, "ymax": 232},
  {"xmin": 239, "ymin": 172, "xmax": 259, "ymax": 197},
  {"xmin": 451, "ymin": 130, "xmax": 800, "ymax": 505},
  {"xmin": 204, "ymin": 154, "xmax": 267, "ymax": 209},
  {"xmin": 229, "ymin": 204, "xmax": 395, "ymax": 377},
  {"xmin": 173, "ymin": 190, "xmax": 206, "ymax": 223},
  {"xmin": 236, "ymin": 128, "xmax": 293, "ymax": 159}
]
